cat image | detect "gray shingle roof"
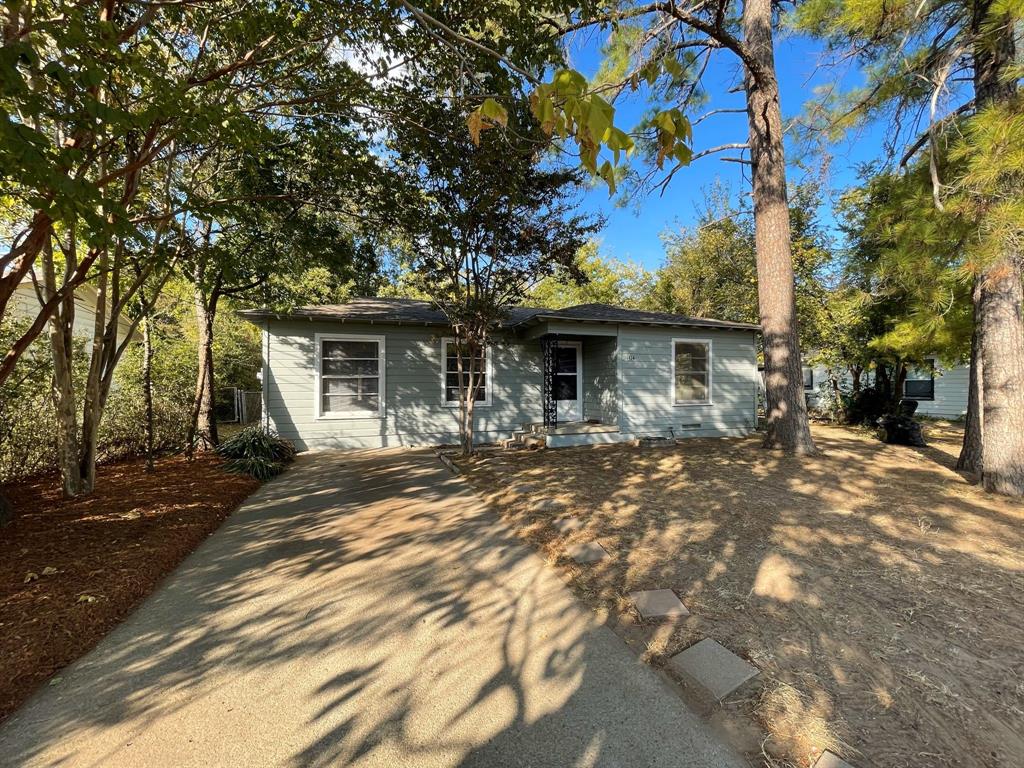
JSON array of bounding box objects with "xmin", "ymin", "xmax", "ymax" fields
[
  {"xmin": 238, "ymin": 298, "xmax": 759, "ymax": 332},
  {"xmin": 509, "ymin": 303, "xmax": 760, "ymax": 331}
]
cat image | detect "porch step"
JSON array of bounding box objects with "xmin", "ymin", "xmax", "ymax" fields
[{"xmin": 500, "ymin": 432, "xmax": 547, "ymax": 451}]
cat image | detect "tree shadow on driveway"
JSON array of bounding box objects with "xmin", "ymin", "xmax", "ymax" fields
[{"xmin": 0, "ymin": 449, "xmax": 743, "ymax": 768}]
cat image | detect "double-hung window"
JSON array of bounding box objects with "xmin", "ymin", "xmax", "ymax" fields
[
  {"xmin": 317, "ymin": 335, "xmax": 384, "ymax": 418},
  {"xmin": 442, "ymin": 338, "xmax": 491, "ymax": 406},
  {"xmin": 904, "ymin": 359, "xmax": 935, "ymax": 401},
  {"xmin": 672, "ymin": 339, "xmax": 712, "ymax": 405}
]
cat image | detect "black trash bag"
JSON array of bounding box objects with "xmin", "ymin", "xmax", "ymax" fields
[
  {"xmin": 879, "ymin": 414, "xmax": 927, "ymax": 446},
  {"xmin": 897, "ymin": 398, "xmax": 920, "ymax": 417}
]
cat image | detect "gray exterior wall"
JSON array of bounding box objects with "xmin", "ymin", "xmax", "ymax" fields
[
  {"xmin": 581, "ymin": 336, "xmax": 618, "ymax": 424},
  {"xmin": 915, "ymin": 363, "xmax": 969, "ymax": 418},
  {"xmin": 616, "ymin": 326, "xmax": 758, "ymax": 438},
  {"xmin": 264, "ymin": 320, "xmax": 541, "ymax": 450},
  {"xmin": 262, "ymin": 319, "xmax": 758, "ymax": 450}
]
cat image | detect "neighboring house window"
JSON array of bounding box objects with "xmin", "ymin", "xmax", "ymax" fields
[
  {"xmin": 802, "ymin": 366, "xmax": 814, "ymax": 390},
  {"xmin": 317, "ymin": 335, "xmax": 384, "ymax": 418},
  {"xmin": 672, "ymin": 339, "xmax": 711, "ymax": 404},
  {"xmin": 442, "ymin": 338, "xmax": 491, "ymax": 406},
  {"xmin": 904, "ymin": 359, "xmax": 935, "ymax": 400}
]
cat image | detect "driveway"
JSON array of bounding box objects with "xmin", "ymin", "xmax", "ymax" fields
[{"xmin": 0, "ymin": 449, "xmax": 745, "ymax": 768}]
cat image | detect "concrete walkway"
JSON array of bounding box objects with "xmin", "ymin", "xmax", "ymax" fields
[{"xmin": 0, "ymin": 450, "xmax": 745, "ymax": 768}]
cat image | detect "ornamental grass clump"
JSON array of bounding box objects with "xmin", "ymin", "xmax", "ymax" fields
[{"xmin": 215, "ymin": 426, "xmax": 296, "ymax": 480}]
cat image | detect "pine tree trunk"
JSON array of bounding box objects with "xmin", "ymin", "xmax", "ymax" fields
[
  {"xmin": 742, "ymin": 0, "xmax": 815, "ymax": 455},
  {"xmin": 957, "ymin": 276, "xmax": 984, "ymax": 477},
  {"xmin": 978, "ymin": 261, "xmax": 1024, "ymax": 495},
  {"xmin": 972, "ymin": 0, "xmax": 1024, "ymax": 495}
]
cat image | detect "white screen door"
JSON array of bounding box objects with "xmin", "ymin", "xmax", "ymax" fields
[{"xmin": 554, "ymin": 342, "xmax": 582, "ymax": 422}]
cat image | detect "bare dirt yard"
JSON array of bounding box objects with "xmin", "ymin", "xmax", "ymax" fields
[
  {"xmin": 457, "ymin": 423, "xmax": 1024, "ymax": 768},
  {"xmin": 0, "ymin": 455, "xmax": 259, "ymax": 723}
]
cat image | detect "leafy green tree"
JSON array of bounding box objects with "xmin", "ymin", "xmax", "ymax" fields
[
  {"xmin": 650, "ymin": 183, "xmax": 834, "ymax": 350},
  {"xmin": 0, "ymin": 0, "xmax": 391, "ymax": 383},
  {"xmin": 391, "ymin": 95, "xmax": 600, "ymax": 454},
  {"xmin": 527, "ymin": 241, "xmax": 652, "ymax": 309},
  {"xmin": 796, "ymin": 0, "xmax": 1024, "ymax": 493}
]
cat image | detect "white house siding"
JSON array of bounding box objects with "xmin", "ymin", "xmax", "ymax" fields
[
  {"xmin": 581, "ymin": 335, "xmax": 618, "ymax": 424},
  {"xmin": 264, "ymin": 320, "xmax": 543, "ymax": 450},
  {"xmin": 617, "ymin": 326, "xmax": 758, "ymax": 439},
  {"xmin": 805, "ymin": 362, "xmax": 969, "ymax": 419},
  {"xmin": 915, "ymin": 363, "xmax": 969, "ymax": 418},
  {"xmin": 11, "ymin": 281, "xmax": 136, "ymax": 349}
]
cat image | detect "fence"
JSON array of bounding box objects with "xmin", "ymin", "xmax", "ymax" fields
[{"xmin": 216, "ymin": 387, "xmax": 263, "ymax": 425}]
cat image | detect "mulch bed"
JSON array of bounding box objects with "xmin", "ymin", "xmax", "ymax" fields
[
  {"xmin": 458, "ymin": 424, "xmax": 1024, "ymax": 768},
  {"xmin": 0, "ymin": 455, "xmax": 259, "ymax": 723}
]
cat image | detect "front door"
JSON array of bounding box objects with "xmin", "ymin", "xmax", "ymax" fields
[{"xmin": 554, "ymin": 342, "xmax": 582, "ymax": 422}]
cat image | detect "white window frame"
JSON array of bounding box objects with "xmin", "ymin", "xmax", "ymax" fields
[
  {"xmin": 671, "ymin": 338, "xmax": 713, "ymax": 406},
  {"xmin": 441, "ymin": 337, "xmax": 492, "ymax": 407},
  {"xmin": 314, "ymin": 333, "xmax": 386, "ymax": 420}
]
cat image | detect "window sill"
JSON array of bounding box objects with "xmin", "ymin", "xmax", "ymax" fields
[
  {"xmin": 444, "ymin": 402, "xmax": 492, "ymax": 408},
  {"xmin": 316, "ymin": 413, "xmax": 385, "ymax": 421},
  {"xmin": 673, "ymin": 401, "xmax": 713, "ymax": 407}
]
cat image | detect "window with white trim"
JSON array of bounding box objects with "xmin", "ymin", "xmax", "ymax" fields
[
  {"xmin": 442, "ymin": 338, "xmax": 490, "ymax": 405},
  {"xmin": 904, "ymin": 359, "xmax": 935, "ymax": 400},
  {"xmin": 673, "ymin": 340, "xmax": 711, "ymax": 404},
  {"xmin": 318, "ymin": 336, "xmax": 383, "ymax": 417},
  {"xmin": 802, "ymin": 366, "xmax": 814, "ymax": 390}
]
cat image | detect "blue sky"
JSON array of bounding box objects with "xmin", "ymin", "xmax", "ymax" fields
[{"xmin": 566, "ymin": 30, "xmax": 888, "ymax": 270}]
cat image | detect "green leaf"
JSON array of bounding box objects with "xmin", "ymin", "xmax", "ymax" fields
[
  {"xmin": 598, "ymin": 160, "xmax": 616, "ymax": 194},
  {"xmin": 553, "ymin": 68, "xmax": 587, "ymax": 97},
  {"xmin": 480, "ymin": 97, "xmax": 508, "ymax": 128},
  {"xmin": 584, "ymin": 94, "xmax": 614, "ymax": 143}
]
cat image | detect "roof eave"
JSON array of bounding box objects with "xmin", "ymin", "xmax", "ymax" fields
[{"xmin": 510, "ymin": 313, "xmax": 760, "ymax": 332}]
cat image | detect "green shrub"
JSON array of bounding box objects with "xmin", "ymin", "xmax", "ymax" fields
[{"xmin": 215, "ymin": 426, "xmax": 296, "ymax": 480}]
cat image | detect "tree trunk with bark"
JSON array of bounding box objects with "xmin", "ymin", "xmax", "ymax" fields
[
  {"xmin": 957, "ymin": 276, "xmax": 984, "ymax": 477},
  {"xmin": 977, "ymin": 261, "xmax": 1024, "ymax": 494},
  {"xmin": 0, "ymin": 493, "xmax": 13, "ymax": 528},
  {"xmin": 188, "ymin": 262, "xmax": 220, "ymax": 456},
  {"xmin": 971, "ymin": 0, "xmax": 1024, "ymax": 496},
  {"xmin": 76, "ymin": 241, "xmax": 114, "ymax": 495},
  {"xmin": 849, "ymin": 365, "xmax": 862, "ymax": 394},
  {"xmin": 141, "ymin": 306, "xmax": 156, "ymax": 472},
  {"xmin": 41, "ymin": 237, "xmax": 83, "ymax": 497},
  {"xmin": 742, "ymin": 0, "xmax": 816, "ymax": 455}
]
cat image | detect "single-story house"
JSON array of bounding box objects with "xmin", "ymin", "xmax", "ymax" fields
[
  {"xmin": 801, "ymin": 358, "xmax": 969, "ymax": 419},
  {"xmin": 240, "ymin": 297, "xmax": 761, "ymax": 450}
]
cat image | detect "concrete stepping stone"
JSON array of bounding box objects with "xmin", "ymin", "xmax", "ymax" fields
[
  {"xmin": 553, "ymin": 517, "xmax": 582, "ymax": 533},
  {"xmin": 535, "ymin": 498, "xmax": 564, "ymax": 512},
  {"xmin": 566, "ymin": 541, "xmax": 608, "ymax": 564},
  {"xmin": 814, "ymin": 751, "xmax": 857, "ymax": 768},
  {"xmin": 628, "ymin": 589, "xmax": 689, "ymax": 620},
  {"xmin": 667, "ymin": 638, "xmax": 759, "ymax": 701}
]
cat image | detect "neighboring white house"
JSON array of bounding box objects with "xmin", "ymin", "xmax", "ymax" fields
[
  {"xmin": 10, "ymin": 278, "xmax": 138, "ymax": 349},
  {"xmin": 801, "ymin": 358, "xmax": 969, "ymax": 419},
  {"xmin": 241, "ymin": 298, "xmax": 762, "ymax": 451}
]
